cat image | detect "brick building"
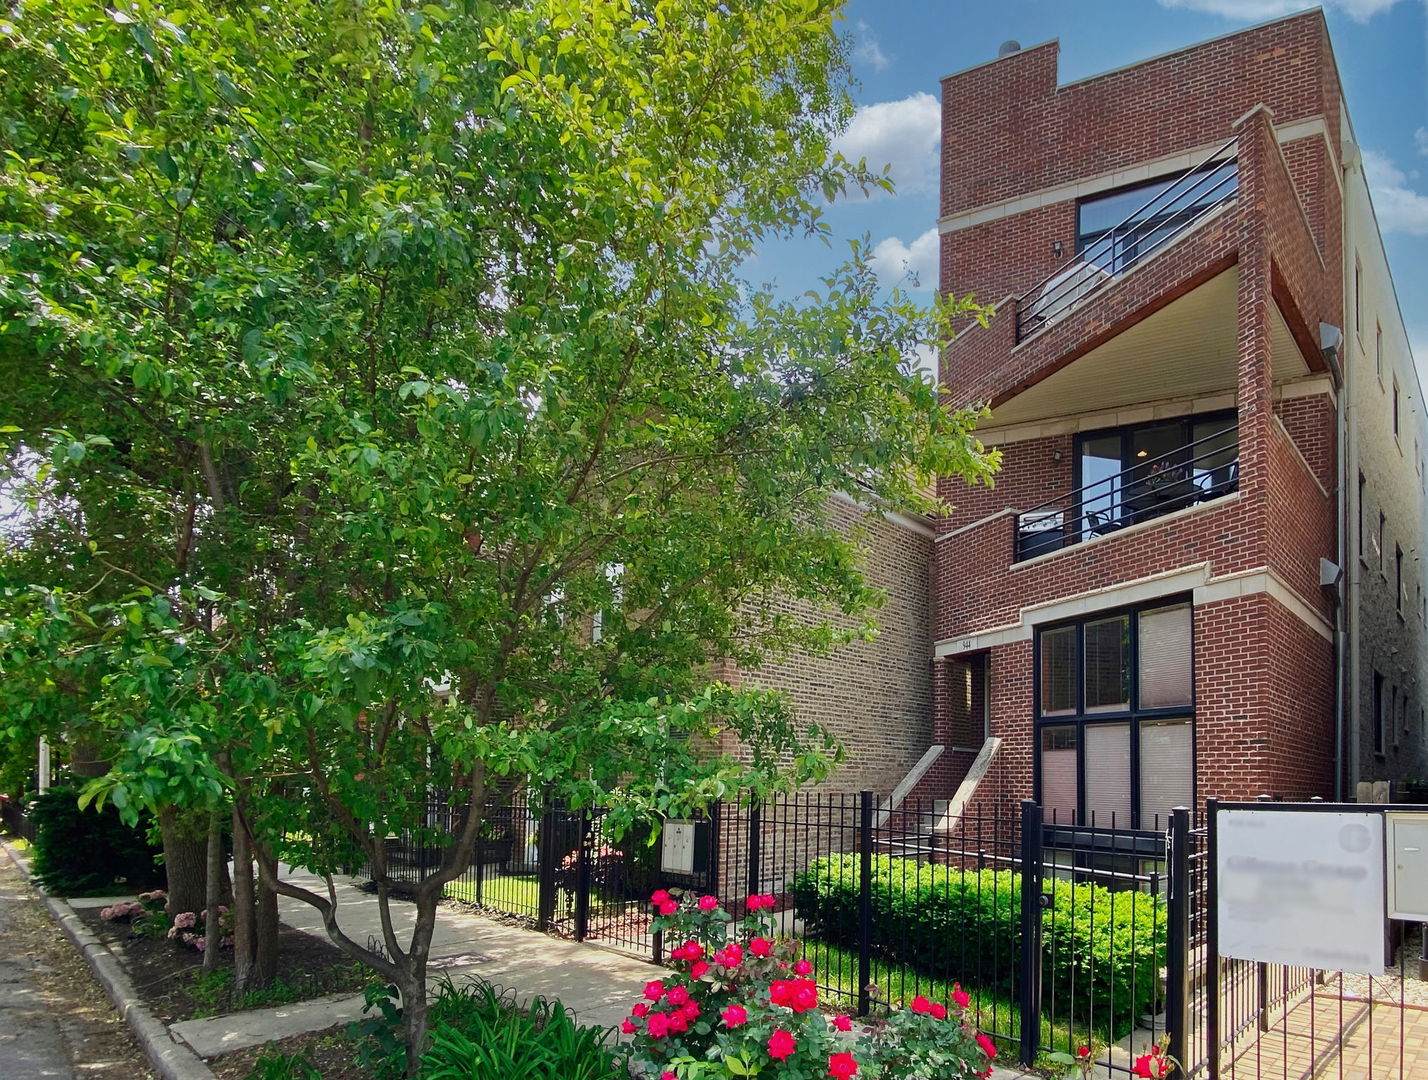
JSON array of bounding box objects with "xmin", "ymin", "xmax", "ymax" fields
[{"xmin": 910, "ymin": 10, "xmax": 1428, "ymax": 827}]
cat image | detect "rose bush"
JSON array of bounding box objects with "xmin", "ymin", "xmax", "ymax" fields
[{"xmin": 624, "ymin": 890, "xmax": 997, "ymax": 1079}]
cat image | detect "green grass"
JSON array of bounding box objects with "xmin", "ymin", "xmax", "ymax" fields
[
  {"xmin": 800, "ymin": 938, "xmax": 1096, "ymax": 1064},
  {"xmin": 442, "ymin": 873, "xmax": 542, "ymax": 916}
]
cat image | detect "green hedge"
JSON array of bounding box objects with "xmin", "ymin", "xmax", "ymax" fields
[
  {"xmin": 790, "ymin": 855, "xmax": 1165, "ymax": 1024},
  {"xmin": 28, "ymin": 784, "xmax": 164, "ymax": 896}
]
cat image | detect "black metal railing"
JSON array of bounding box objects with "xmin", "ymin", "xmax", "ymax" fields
[
  {"xmin": 1016, "ymin": 138, "xmax": 1239, "ymax": 340},
  {"xmin": 1015, "ymin": 424, "xmax": 1239, "ymax": 561},
  {"xmin": 0, "ymin": 797, "xmax": 35, "ymax": 843}
]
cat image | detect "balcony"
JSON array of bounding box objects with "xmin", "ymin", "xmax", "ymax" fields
[
  {"xmin": 1015, "ymin": 422, "xmax": 1239, "ymax": 562},
  {"xmin": 1016, "ymin": 139, "xmax": 1239, "ymax": 342}
]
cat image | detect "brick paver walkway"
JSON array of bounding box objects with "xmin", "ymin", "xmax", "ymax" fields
[{"xmin": 1222, "ymin": 991, "xmax": 1428, "ymax": 1080}]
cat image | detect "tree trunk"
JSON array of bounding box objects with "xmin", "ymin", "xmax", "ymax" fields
[
  {"xmin": 201, "ymin": 810, "xmax": 224, "ymax": 971},
  {"xmin": 231, "ymin": 806, "xmax": 256, "ymax": 991},
  {"xmin": 159, "ymin": 805, "xmax": 209, "ymax": 915},
  {"xmin": 254, "ymin": 848, "xmax": 279, "ymax": 985}
]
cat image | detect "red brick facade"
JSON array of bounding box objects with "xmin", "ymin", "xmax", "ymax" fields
[{"xmin": 931, "ymin": 12, "xmax": 1347, "ymax": 817}]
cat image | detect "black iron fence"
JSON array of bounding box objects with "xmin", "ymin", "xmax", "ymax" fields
[
  {"xmin": 362, "ymin": 789, "xmax": 1188, "ymax": 1072},
  {"xmin": 0, "ymin": 797, "xmax": 35, "ymax": 843}
]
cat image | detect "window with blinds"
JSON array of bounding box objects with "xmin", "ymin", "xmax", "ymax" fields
[
  {"xmin": 1139, "ymin": 719, "xmax": 1194, "ymax": 829},
  {"xmin": 1139, "ymin": 603, "xmax": 1192, "ymax": 708},
  {"xmin": 1035, "ymin": 598, "xmax": 1194, "ymax": 828},
  {"xmin": 1084, "ymin": 723, "xmax": 1132, "ymax": 827}
]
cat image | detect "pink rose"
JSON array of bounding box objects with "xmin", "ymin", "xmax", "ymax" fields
[
  {"xmin": 650, "ymin": 889, "xmax": 671, "ymax": 905},
  {"xmin": 667, "ymin": 985, "xmax": 690, "ymax": 1006},
  {"xmin": 828, "ymin": 1051, "xmax": 859, "ymax": 1079},
  {"xmin": 644, "ymin": 980, "xmax": 665, "ymax": 1001},
  {"xmin": 794, "ymin": 958, "xmax": 812, "ymax": 975},
  {"xmin": 833, "ymin": 1015, "xmax": 853, "ymax": 1032},
  {"xmin": 646, "ymin": 1012, "xmax": 671, "ymax": 1038},
  {"xmin": 697, "ymin": 895, "xmax": 719, "ymax": 911},
  {"xmin": 657, "ymin": 900, "xmax": 678, "ymax": 916},
  {"xmin": 631, "ymin": 1002, "xmax": 650, "ymax": 1018}
]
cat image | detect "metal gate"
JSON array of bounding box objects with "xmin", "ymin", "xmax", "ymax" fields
[{"xmin": 1201, "ymin": 799, "xmax": 1428, "ymax": 1080}]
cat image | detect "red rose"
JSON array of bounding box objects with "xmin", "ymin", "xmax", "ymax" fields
[
  {"xmin": 1078, "ymin": 1046, "xmax": 1092, "ymax": 1060},
  {"xmin": 721, "ymin": 1004, "xmax": 748, "ymax": 1027},
  {"xmin": 794, "ymin": 958, "xmax": 813, "ymax": 975},
  {"xmin": 910, "ymin": 995, "xmax": 932, "ymax": 1014},
  {"xmin": 657, "ymin": 899, "xmax": 678, "ymax": 916},
  {"xmin": 681, "ymin": 1002, "xmax": 700, "ymax": 1020},
  {"xmin": 667, "ymin": 1011, "xmax": 689, "ymax": 1034},
  {"xmin": 828, "ymin": 1051, "xmax": 859, "ymax": 1079},
  {"xmin": 768, "ymin": 1030, "xmax": 797, "ymax": 1061},
  {"xmin": 667, "ymin": 985, "xmax": 690, "ymax": 1007},
  {"xmin": 644, "ymin": 980, "xmax": 665, "ymax": 1001},
  {"xmin": 749, "ymin": 937, "xmax": 773, "ymax": 957},
  {"xmin": 690, "ymin": 960, "xmax": 710, "ymax": 979},
  {"xmin": 976, "ymin": 1032, "xmax": 997, "ymax": 1060},
  {"xmin": 651, "ymin": 889, "xmax": 671, "ymax": 906},
  {"xmin": 697, "ymin": 895, "xmax": 719, "ymax": 911},
  {"xmin": 790, "ymin": 979, "xmax": 818, "ymax": 1013},
  {"xmin": 770, "ymin": 980, "xmax": 792, "ymax": 1007},
  {"xmin": 952, "ymin": 984, "xmax": 971, "ymax": 1009},
  {"xmin": 661, "ymin": 1074, "xmax": 676, "ymax": 1080},
  {"xmin": 832, "ymin": 1015, "xmax": 853, "ymax": 1032},
  {"xmin": 681, "ymin": 940, "xmax": 703, "ymax": 960},
  {"xmin": 631, "ymin": 1002, "xmax": 650, "ymax": 1019},
  {"xmin": 930, "ymin": 1003, "xmax": 948, "ymax": 1020},
  {"xmin": 647, "ymin": 1012, "xmax": 671, "ymax": 1038},
  {"xmin": 620, "ymin": 1020, "xmax": 638, "ymax": 1034}
]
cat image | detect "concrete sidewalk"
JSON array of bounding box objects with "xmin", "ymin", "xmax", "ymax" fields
[
  {"xmin": 170, "ymin": 866, "xmax": 662, "ymax": 1059},
  {"xmin": 174, "ymin": 867, "xmax": 1034, "ymax": 1077}
]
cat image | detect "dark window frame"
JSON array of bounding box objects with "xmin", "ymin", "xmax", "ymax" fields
[
  {"xmin": 1033, "ymin": 597, "xmax": 1195, "ymax": 829},
  {"xmin": 1072, "ymin": 410, "xmax": 1238, "ymax": 534},
  {"xmin": 1075, "ymin": 163, "xmax": 1240, "ymax": 276}
]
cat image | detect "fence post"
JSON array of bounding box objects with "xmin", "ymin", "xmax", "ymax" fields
[
  {"xmin": 857, "ymin": 789, "xmax": 874, "ymax": 1018},
  {"xmin": 1205, "ymin": 798, "xmax": 1221, "ymax": 1080},
  {"xmin": 708, "ymin": 800, "xmax": 721, "ymax": 900},
  {"xmin": 573, "ymin": 808, "xmax": 592, "ymax": 942},
  {"xmin": 746, "ymin": 798, "xmax": 762, "ymax": 898},
  {"xmin": 536, "ymin": 792, "xmax": 557, "ymax": 932},
  {"xmin": 1018, "ymin": 800, "xmax": 1045, "ymax": 1069},
  {"xmin": 1166, "ymin": 807, "xmax": 1191, "ymax": 1078}
]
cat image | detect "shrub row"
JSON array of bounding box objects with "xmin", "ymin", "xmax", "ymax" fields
[{"xmin": 790, "ymin": 855, "xmax": 1166, "ymax": 1025}]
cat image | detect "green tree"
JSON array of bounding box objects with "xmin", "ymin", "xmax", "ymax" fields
[{"xmin": 0, "ymin": 0, "xmax": 997, "ymax": 1068}]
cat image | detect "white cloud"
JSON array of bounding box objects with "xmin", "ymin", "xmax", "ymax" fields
[
  {"xmin": 871, "ymin": 228, "xmax": 939, "ymax": 290},
  {"xmin": 852, "ymin": 21, "xmax": 889, "ymax": 72},
  {"xmin": 1362, "ymin": 148, "xmax": 1428, "ymax": 236},
  {"xmin": 1415, "ymin": 127, "xmax": 1428, "ymax": 157},
  {"xmin": 833, "ymin": 92, "xmax": 941, "ymax": 197},
  {"xmin": 1157, "ymin": 0, "xmax": 1401, "ymax": 21}
]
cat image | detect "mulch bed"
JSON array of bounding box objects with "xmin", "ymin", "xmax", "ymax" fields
[
  {"xmin": 78, "ymin": 910, "xmax": 372, "ymax": 1024},
  {"xmin": 208, "ymin": 1028, "xmax": 371, "ymax": 1080}
]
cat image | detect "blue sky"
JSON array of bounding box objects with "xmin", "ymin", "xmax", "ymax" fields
[{"xmin": 757, "ymin": 0, "xmax": 1427, "ymax": 378}]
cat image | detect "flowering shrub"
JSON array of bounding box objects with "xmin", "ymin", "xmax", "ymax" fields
[
  {"xmin": 99, "ymin": 891, "xmax": 165, "ymax": 925},
  {"xmin": 555, "ymin": 843, "xmax": 626, "ymax": 918},
  {"xmin": 1131, "ymin": 1039, "xmax": 1177, "ymax": 1079},
  {"xmin": 623, "ymin": 889, "xmax": 995, "ymax": 1079},
  {"xmin": 165, "ymin": 906, "xmax": 233, "ymax": 953}
]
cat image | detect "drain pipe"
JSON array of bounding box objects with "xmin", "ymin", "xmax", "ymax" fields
[
  {"xmin": 1328, "ymin": 335, "xmax": 1349, "ymax": 802},
  {"xmin": 1341, "ymin": 145, "xmax": 1363, "ymax": 803}
]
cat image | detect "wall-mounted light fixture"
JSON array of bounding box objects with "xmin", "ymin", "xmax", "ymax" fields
[{"xmin": 1052, "ymin": 240, "xmax": 1063, "ymax": 258}]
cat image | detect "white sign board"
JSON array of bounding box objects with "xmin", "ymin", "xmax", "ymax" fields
[{"xmin": 1216, "ymin": 809, "xmax": 1384, "ymax": 975}]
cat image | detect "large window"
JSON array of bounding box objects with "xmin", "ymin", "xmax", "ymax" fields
[
  {"xmin": 1077, "ymin": 163, "xmax": 1239, "ymax": 275},
  {"xmin": 1035, "ymin": 600, "xmax": 1194, "ymax": 829},
  {"xmin": 1076, "ymin": 412, "xmax": 1238, "ymax": 538}
]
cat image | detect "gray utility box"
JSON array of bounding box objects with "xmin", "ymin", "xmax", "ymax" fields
[{"xmin": 1385, "ymin": 812, "xmax": 1428, "ymax": 921}]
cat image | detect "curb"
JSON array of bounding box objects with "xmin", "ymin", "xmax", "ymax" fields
[{"xmin": 0, "ymin": 837, "xmax": 218, "ymax": 1080}]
